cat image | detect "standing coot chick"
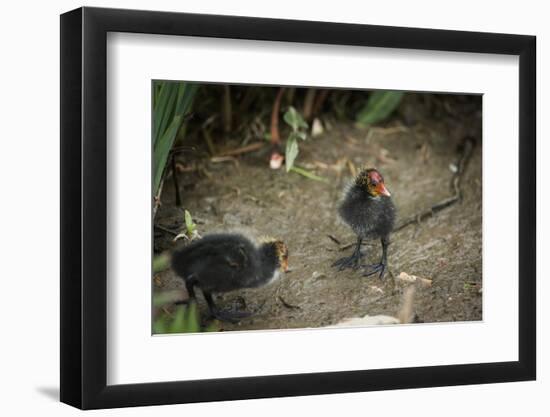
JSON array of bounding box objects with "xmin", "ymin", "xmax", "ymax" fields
[
  {"xmin": 171, "ymin": 233, "xmax": 289, "ymax": 322},
  {"xmin": 332, "ymin": 168, "xmax": 395, "ymax": 279}
]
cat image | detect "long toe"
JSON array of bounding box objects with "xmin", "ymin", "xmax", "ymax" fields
[
  {"xmin": 332, "ymin": 254, "xmax": 363, "ymax": 271},
  {"xmin": 362, "ymin": 263, "xmax": 386, "ymax": 280},
  {"xmin": 211, "ymin": 309, "xmax": 253, "ymax": 323},
  {"xmin": 331, "ymin": 257, "xmax": 345, "ymax": 268}
]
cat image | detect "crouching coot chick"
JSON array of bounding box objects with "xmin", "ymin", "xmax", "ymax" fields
[
  {"xmin": 332, "ymin": 168, "xmax": 395, "ymax": 279},
  {"xmin": 171, "ymin": 233, "xmax": 289, "ymax": 322}
]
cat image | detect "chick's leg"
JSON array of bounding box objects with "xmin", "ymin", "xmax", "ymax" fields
[
  {"xmin": 203, "ymin": 291, "xmax": 253, "ymax": 323},
  {"xmin": 363, "ymin": 236, "xmax": 390, "ymax": 280},
  {"xmin": 332, "ymin": 237, "xmax": 363, "ymax": 271},
  {"xmin": 175, "ymin": 277, "xmax": 197, "ymax": 306}
]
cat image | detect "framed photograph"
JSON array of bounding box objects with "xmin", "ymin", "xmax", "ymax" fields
[{"xmin": 60, "ymin": 6, "xmax": 536, "ymax": 410}]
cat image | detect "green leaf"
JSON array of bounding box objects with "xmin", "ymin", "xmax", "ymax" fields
[
  {"xmin": 153, "ymin": 290, "xmax": 182, "ymax": 308},
  {"xmin": 290, "ymin": 166, "xmax": 329, "ymax": 183},
  {"xmin": 283, "ymin": 106, "xmax": 308, "ymax": 131},
  {"xmin": 169, "ymin": 305, "xmax": 186, "ymax": 333},
  {"xmin": 285, "ymin": 136, "xmax": 299, "ymax": 172},
  {"xmin": 203, "ymin": 320, "xmax": 221, "ymax": 332},
  {"xmin": 356, "ymin": 91, "xmax": 404, "ymax": 126},
  {"xmin": 183, "ymin": 301, "xmax": 201, "ymax": 333},
  {"xmin": 153, "ymin": 117, "xmax": 181, "ymax": 192},
  {"xmin": 152, "ymin": 301, "xmax": 216, "ymax": 334},
  {"xmin": 153, "ymin": 83, "xmax": 179, "ymax": 145},
  {"xmin": 153, "ymin": 316, "xmax": 167, "ymax": 334},
  {"xmin": 153, "ymin": 82, "xmax": 199, "ymax": 194},
  {"xmin": 175, "ymin": 83, "xmax": 199, "ymax": 116},
  {"xmin": 184, "ymin": 210, "xmax": 196, "ymax": 235},
  {"xmin": 152, "ymin": 253, "xmax": 170, "ymax": 273},
  {"xmin": 295, "ymin": 131, "xmax": 307, "ymax": 141}
]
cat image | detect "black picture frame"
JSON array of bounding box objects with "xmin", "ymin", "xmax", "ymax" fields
[{"xmin": 60, "ymin": 6, "xmax": 536, "ymax": 410}]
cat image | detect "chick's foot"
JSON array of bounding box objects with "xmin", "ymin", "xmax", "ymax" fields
[
  {"xmin": 209, "ymin": 309, "xmax": 254, "ymax": 324},
  {"xmin": 362, "ymin": 262, "xmax": 387, "ymax": 280},
  {"xmin": 332, "ymin": 251, "xmax": 364, "ymax": 271}
]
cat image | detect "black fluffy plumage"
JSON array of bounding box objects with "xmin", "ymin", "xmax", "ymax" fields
[
  {"xmin": 333, "ymin": 168, "xmax": 396, "ymax": 278},
  {"xmin": 171, "ymin": 233, "xmax": 288, "ymax": 321}
]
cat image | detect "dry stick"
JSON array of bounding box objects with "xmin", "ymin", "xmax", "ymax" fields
[
  {"xmin": 202, "ymin": 128, "xmax": 217, "ymax": 156},
  {"xmin": 270, "ymin": 87, "xmax": 285, "ymax": 145},
  {"xmin": 216, "ymin": 142, "xmax": 265, "ymax": 157},
  {"xmin": 312, "ymin": 89, "xmax": 330, "ymax": 116},
  {"xmin": 222, "ymin": 85, "xmax": 232, "ymax": 133},
  {"xmin": 327, "ymin": 234, "xmax": 341, "ymax": 245},
  {"xmin": 171, "ymin": 145, "xmax": 197, "ymax": 155},
  {"xmin": 303, "ymin": 88, "xmax": 317, "ymax": 121},
  {"xmin": 394, "ymin": 136, "xmax": 475, "ymax": 232},
  {"xmin": 396, "ymin": 286, "xmax": 416, "ymax": 324},
  {"xmin": 237, "ymin": 87, "xmax": 257, "ymax": 116},
  {"xmin": 171, "ymin": 154, "xmax": 181, "ymax": 207},
  {"xmin": 153, "ymin": 113, "xmax": 195, "ymax": 220},
  {"xmin": 286, "ymin": 87, "xmax": 296, "ymax": 105},
  {"xmin": 153, "ymin": 177, "xmax": 165, "ymax": 219},
  {"xmin": 154, "ymin": 224, "xmax": 179, "ymax": 236}
]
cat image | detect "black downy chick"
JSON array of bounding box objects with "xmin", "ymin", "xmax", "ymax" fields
[
  {"xmin": 171, "ymin": 233, "xmax": 289, "ymax": 322},
  {"xmin": 332, "ymin": 168, "xmax": 395, "ymax": 279}
]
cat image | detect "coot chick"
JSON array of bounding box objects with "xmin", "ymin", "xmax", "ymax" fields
[
  {"xmin": 332, "ymin": 168, "xmax": 395, "ymax": 279},
  {"xmin": 171, "ymin": 233, "xmax": 289, "ymax": 322}
]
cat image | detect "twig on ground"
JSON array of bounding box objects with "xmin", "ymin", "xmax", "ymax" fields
[
  {"xmin": 171, "ymin": 154, "xmax": 181, "ymax": 207},
  {"xmin": 269, "ymin": 88, "xmax": 286, "ymax": 168},
  {"xmin": 303, "ymin": 88, "xmax": 317, "ymax": 121},
  {"xmin": 154, "ymin": 224, "xmax": 179, "ymax": 236},
  {"xmin": 210, "ymin": 156, "xmax": 240, "ymax": 168},
  {"xmin": 396, "ymin": 286, "xmax": 416, "ymax": 324},
  {"xmin": 394, "ymin": 136, "xmax": 475, "ymax": 232},
  {"xmin": 338, "ymin": 242, "xmax": 354, "ymax": 251},
  {"xmin": 202, "ymin": 128, "xmax": 217, "ymax": 156},
  {"xmin": 222, "ymin": 85, "xmax": 232, "ymax": 133},
  {"xmin": 327, "ymin": 234, "xmax": 341, "ymax": 245},
  {"xmin": 153, "ymin": 177, "xmax": 165, "ymax": 219},
  {"xmin": 270, "ymin": 88, "xmax": 285, "ymax": 145},
  {"xmin": 217, "ymin": 142, "xmax": 265, "ymax": 157}
]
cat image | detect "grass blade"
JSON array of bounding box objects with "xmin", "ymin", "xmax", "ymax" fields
[
  {"xmin": 356, "ymin": 91, "xmax": 404, "ymax": 126},
  {"xmin": 285, "ymin": 136, "xmax": 299, "ymax": 172},
  {"xmin": 290, "ymin": 165, "xmax": 329, "ymax": 183},
  {"xmin": 153, "ymin": 82, "xmax": 198, "ymax": 194}
]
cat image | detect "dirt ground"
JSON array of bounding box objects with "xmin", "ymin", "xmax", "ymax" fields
[{"xmin": 154, "ymin": 94, "xmax": 482, "ymax": 331}]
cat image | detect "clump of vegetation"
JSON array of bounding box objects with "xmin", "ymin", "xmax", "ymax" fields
[
  {"xmin": 153, "ymin": 298, "xmax": 220, "ymax": 334},
  {"xmin": 283, "ymin": 106, "xmax": 308, "ymax": 172},
  {"xmin": 152, "ymin": 84, "xmax": 403, "ymax": 202},
  {"xmin": 356, "ymin": 91, "xmax": 404, "ymax": 127},
  {"xmin": 153, "ymin": 81, "xmax": 197, "ymax": 197},
  {"xmin": 153, "ymin": 252, "xmax": 170, "ymax": 273},
  {"xmin": 174, "ymin": 209, "xmax": 200, "ymax": 242}
]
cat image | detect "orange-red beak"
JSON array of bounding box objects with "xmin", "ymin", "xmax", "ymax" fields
[
  {"xmin": 376, "ymin": 183, "xmax": 391, "ymax": 197},
  {"xmin": 282, "ymin": 258, "xmax": 289, "ymax": 272}
]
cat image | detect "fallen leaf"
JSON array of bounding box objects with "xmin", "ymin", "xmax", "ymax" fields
[
  {"xmin": 397, "ymin": 272, "xmax": 432, "ymax": 287},
  {"xmin": 329, "ymin": 315, "xmax": 400, "ymax": 327},
  {"xmin": 154, "ymin": 275, "xmax": 162, "ymax": 287},
  {"xmin": 369, "ymin": 285, "xmax": 384, "ymax": 295},
  {"xmin": 311, "ymin": 118, "xmax": 324, "ymax": 137},
  {"xmin": 270, "ymin": 151, "xmax": 284, "ymax": 169}
]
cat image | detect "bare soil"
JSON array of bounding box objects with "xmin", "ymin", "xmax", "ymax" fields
[{"xmin": 154, "ymin": 95, "xmax": 482, "ymax": 331}]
